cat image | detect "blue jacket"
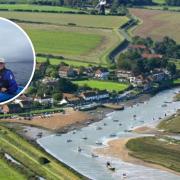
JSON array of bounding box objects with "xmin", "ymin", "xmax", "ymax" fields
[{"xmin": 0, "ymin": 68, "xmax": 18, "ymax": 94}]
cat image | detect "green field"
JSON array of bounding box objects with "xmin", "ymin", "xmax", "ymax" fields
[
  {"xmin": 0, "ymin": 11, "xmax": 128, "ymax": 65},
  {"xmin": 21, "ymin": 22, "xmax": 121, "ymax": 64},
  {"xmin": 0, "ymin": 4, "xmax": 82, "ymax": 12},
  {"xmin": 158, "ymin": 112, "xmax": 180, "ymax": 133},
  {"xmin": 0, "ymin": 11, "xmax": 129, "ymax": 28},
  {"xmin": 0, "ymin": 125, "xmax": 82, "ymax": 180},
  {"xmin": 37, "ymin": 57, "xmax": 101, "ymax": 67},
  {"xmin": 152, "ymin": 0, "xmax": 165, "ymax": 4},
  {"xmin": 126, "ymin": 136, "xmax": 180, "ymax": 172},
  {"xmin": 0, "ymin": 159, "xmax": 25, "ymax": 180},
  {"xmin": 73, "ymin": 80, "xmax": 129, "ymax": 91},
  {"xmin": 25, "ymin": 26, "xmax": 102, "ymax": 56}
]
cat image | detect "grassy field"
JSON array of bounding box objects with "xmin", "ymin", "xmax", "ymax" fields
[
  {"xmin": 20, "ymin": 22, "xmax": 121, "ymax": 64},
  {"xmin": 73, "ymin": 80, "xmax": 129, "ymax": 91},
  {"xmin": 37, "ymin": 57, "xmax": 102, "ymax": 67},
  {"xmin": 0, "ymin": 11, "xmax": 128, "ymax": 65},
  {"xmin": 0, "ymin": 125, "xmax": 82, "ymax": 180},
  {"xmin": 25, "ymin": 26, "xmax": 102, "ymax": 56},
  {"xmin": 158, "ymin": 112, "xmax": 180, "ymax": 133},
  {"xmin": 129, "ymin": 8, "xmax": 180, "ymax": 43},
  {"xmin": 0, "ymin": 158, "xmax": 26, "ymax": 180},
  {"xmin": 0, "ymin": 4, "xmax": 82, "ymax": 12},
  {"xmin": 126, "ymin": 136, "xmax": 180, "ymax": 172},
  {"xmin": 0, "ymin": 11, "xmax": 129, "ymax": 29},
  {"xmin": 152, "ymin": 0, "xmax": 165, "ymax": 4}
]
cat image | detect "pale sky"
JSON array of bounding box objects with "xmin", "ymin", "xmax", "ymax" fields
[{"xmin": 0, "ymin": 18, "xmax": 34, "ymax": 62}]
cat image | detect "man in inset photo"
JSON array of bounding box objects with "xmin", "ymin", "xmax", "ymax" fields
[{"xmin": 0, "ymin": 58, "xmax": 18, "ymax": 102}]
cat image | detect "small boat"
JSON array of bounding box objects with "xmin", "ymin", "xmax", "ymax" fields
[
  {"xmin": 95, "ymin": 141, "xmax": 103, "ymax": 145},
  {"xmin": 113, "ymin": 119, "xmax": 119, "ymax": 122},
  {"xmin": 106, "ymin": 161, "xmax": 115, "ymax": 171},
  {"xmin": 56, "ymin": 133, "xmax": 61, "ymax": 136},
  {"xmin": 109, "ymin": 133, "xmax": 116, "ymax": 137},
  {"xmin": 161, "ymin": 104, "xmax": 167, "ymax": 107},
  {"xmin": 78, "ymin": 147, "xmax": 82, "ymax": 152},
  {"xmin": 82, "ymin": 137, "xmax": 88, "ymax": 140},
  {"xmin": 122, "ymin": 173, "xmax": 127, "ymax": 178},
  {"xmin": 96, "ymin": 127, "xmax": 102, "ymax": 130},
  {"xmin": 103, "ymin": 123, "xmax": 107, "ymax": 126},
  {"xmin": 66, "ymin": 139, "xmax": 72, "ymax": 143},
  {"xmin": 91, "ymin": 153, "xmax": 98, "ymax": 158}
]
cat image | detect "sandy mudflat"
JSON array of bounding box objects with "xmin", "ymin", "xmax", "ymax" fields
[
  {"xmin": 1, "ymin": 108, "xmax": 93, "ymax": 131},
  {"xmin": 95, "ymin": 137, "xmax": 180, "ymax": 176}
]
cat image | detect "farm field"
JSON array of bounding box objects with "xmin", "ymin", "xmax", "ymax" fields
[
  {"xmin": 0, "ymin": 4, "xmax": 82, "ymax": 13},
  {"xmin": 126, "ymin": 136, "xmax": 180, "ymax": 173},
  {"xmin": 144, "ymin": 5, "xmax": 180, "ymax": 11},
  {"xmin": 129, "ymin": 8, "xmax": 180, "ymax": 43},
  {"xmin": 73, "ymin": 80, "xmax": 129, "ymax": 91},
  {"xmin": 0, "ymin": 125, "xmax": 82, "ymax": 180},
  {"xmin": 0, "ymin": 12, "xmax": 128, "ymax": 65},
  {"xmin": 20, "ymin": 23, "xmax": 121, "ymax": 64},
  {"xmin": 37, "ymin": 57, "xmax": 100, "ymax": 67},
  {"xmin": 0, "ymin": 11, "xmax": 129, "ymax": 29}
]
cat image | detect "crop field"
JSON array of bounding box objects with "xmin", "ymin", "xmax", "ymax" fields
[
  {"xmin": 20, "ymin": 23, "xmax": 121, "ymax": 64},
  {"xmin": 0, "ymin": 4, "xmax": 82, "ymax": 13},
  {"xmin": 144, "ymin": 5, "xmax": 180, "ymax": 11},
  {"xmin": 0, "ymin": 11, "xmax": 129, "ymax": 29},
  {"xmin": 0, "ymin": 11, "xmax": 128, "ymax": 65},
  {"xmin": 73, "ymin": 80, "xmax": 129, "ymax": 91},
  {"xmin": 37, "ymin": 57, "xmax": 100, "ymax": 67},
  {"xmin": 129, "ymin": 8, "xmax": 180, "ymax": 43}
]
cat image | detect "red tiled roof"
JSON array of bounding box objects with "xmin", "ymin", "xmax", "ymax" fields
[
  {"xmin": 129, "ymin": 44, "xmax": 147, "ymax": 49},
  {"xmin": 142, "ymin": 53, "xmax": 163, "ymax": 59}
]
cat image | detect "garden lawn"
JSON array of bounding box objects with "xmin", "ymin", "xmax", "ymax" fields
[{"xmin": 73, "ymin": 80, "xmax": 129, "ymax": 91}]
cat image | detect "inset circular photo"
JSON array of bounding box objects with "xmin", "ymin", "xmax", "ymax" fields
[{"xmin": 0, "ymin": 17, "xmax": 35, "ymax": 105}]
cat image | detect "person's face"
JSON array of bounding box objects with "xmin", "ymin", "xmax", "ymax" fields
[{"xmin": 0, "ymin": 62, "xmax": 5, "ymax": 70}]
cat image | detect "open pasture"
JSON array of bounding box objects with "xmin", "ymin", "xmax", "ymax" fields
[{"xmin": 129, "ymin": 8, "xmax": 180, "ymax": 43}]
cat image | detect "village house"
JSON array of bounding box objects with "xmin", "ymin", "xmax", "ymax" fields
[
  {"xmin": 94, "ymin": 68, "xmax": 109, "ymax": 80},
  {"xmin": 142, "ymin": 53, "xmax": 163, "ymax": 59},
  {"xmin": 150, "ymin": 69, "xmax": 169, "ymax": 82},
  {"xmin": 129, "ymin": 44, "xmax": 147, "ymax": 50},
  {"xmin": 59, "ymin": 66, "xmax": 77, "ymax": 78},
  {"xmin": 116, "ymin": 70, "xmax": 134, "ymax": 82},
  {"xmin": 81, "ymin": 90, "xmax": 109, "ymax": 101},
  {"xmin": 63, "ymin": 93, "xmax": 82, "ymax": 104},
  {"xmin": 41, "ymin": 77, "xmax": 59, "ymax": 85},
  {"xmin": 129, "ymin": 75, "xmax": 144, "ymax": 87},
  {"xmin": 34, "ymin": 97, "xmax": 54, "ymax": 104}
]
